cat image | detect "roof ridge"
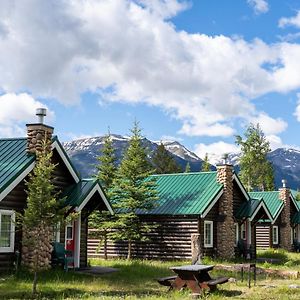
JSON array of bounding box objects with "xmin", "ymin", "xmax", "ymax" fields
[
  {"xmin": 0, "ymin": 137, "xmax": 27, "ymax": 141},
  {"xmin": 151, "ymin": 171, "xmax": 217, "ymax": 177}
]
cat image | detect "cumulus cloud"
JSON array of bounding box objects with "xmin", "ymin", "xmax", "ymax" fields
[
  {"xmin": 0, "ymin": 0, "xmax": 299, "ymax": 138},
  {"xmin": 247, "ymin": 0, "xmax": 269, "ymax": 15},
  {"xmin": 279, "ymin": 11, "xmax": 300, "ymax": 28},
  {"xmin": 0, "ymin": 93, "xmax": 54, "ymax": 137},
  {"xmin": 194, "ymin": 141, "xmax": 240, "ymax": 165},
  {"xmin": 136, "ymin": 0, "xmax": 190, "ymax": 19},
  {"xmin": 249, "ymin": 112, "xmax": 287, "ymax": 135}
]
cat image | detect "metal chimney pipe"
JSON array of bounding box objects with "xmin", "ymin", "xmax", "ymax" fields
[
  {"xmin": 36, "ymin": 108, "xmax": 47, "ymax": 124},
  {"xmin": 282, "ymin": 179, "xmax": 287, "ymax": 188}
]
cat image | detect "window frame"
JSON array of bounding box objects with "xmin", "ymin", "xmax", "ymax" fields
[
  {"xmin": 204, "ymin": 220, "xmax": 213, "ymax": 248},
  {"xmin": 272, "ymin": 225, "xmax": 279, "ymax": 245},
  {"xmin": 0, "ymin": 209, "xmax": 15, "ymax": 253},
  {"xmin": 240, "ymin": 223, "xmax": 246, "ymax": 240},
  {"xmin": 234, "ymin": 223, "xmax": 239, "ymax": 245}
]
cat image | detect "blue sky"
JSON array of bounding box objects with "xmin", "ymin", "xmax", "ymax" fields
[{"xmin": 1, "ymin": 0, "xmax": 300, "ymax": 163}]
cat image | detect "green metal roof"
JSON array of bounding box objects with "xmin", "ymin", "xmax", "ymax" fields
[
  {"xmin": 235, "ymin": 198, "xmax": 261, "ymax": 220},
  {"xmin": 0, "ymin": 138, "xmax": 35, "ymax": 194},
  {"xmin": 291, "ymin": 190, "xmax": 300, "ymax": 210},
  {"xmin": 61, "ymin": 179, "xmax": 99, "ymax": 208},
  {"xmin": 249, "ymin": 191, "xmax": 283, "ymax": 220},
  {"xmin": 137, "ymin": 172, "xmax": 223, "ymax": 216},
  {"xmin": 292, "ymin": 212, "xmax": 300, "ymax": 224}
]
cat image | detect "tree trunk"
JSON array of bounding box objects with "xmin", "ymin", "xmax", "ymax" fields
[
  {"xmin": 127, "ymin": 240, "xmax": 132, "ymax": 260},
  {"xmin": 32, "ymin": 271, "xmax": 37, "ymax": 295}
]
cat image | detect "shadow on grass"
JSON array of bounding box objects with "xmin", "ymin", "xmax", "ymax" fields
[
  {"xmin": 0, "ymin": 288, "xmax": 88, "ymax": 300},
  {"xmin": 216, "ymin": 289, "xmax": 243, "ymax": 297}
]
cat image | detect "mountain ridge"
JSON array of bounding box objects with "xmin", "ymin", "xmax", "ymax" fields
[{"xmin": 62, "ymin": 135, "xmax": 300, "ymax": 190}]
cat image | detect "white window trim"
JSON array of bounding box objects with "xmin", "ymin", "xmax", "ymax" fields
[
  {"xmin": 65, "ymin": 223, "xmax": 74, "ymax": 242},
  {"xmin": 241, "ymin": 223, "xmax": 246, "ymax": 240},
  {"xmin": 204, "ymin": 220, "xmax": 213, "ymax": 248},
  {"xmin": 234, "ymin": 223, "xmax": 239, "ymax": 245},
  {"xmin": 0, "ymin": 209, "xmax": 15, "ymax": 253},
  {"xmin": 272, "ymin": 225, "xmax": 279, "ymax": 245}
]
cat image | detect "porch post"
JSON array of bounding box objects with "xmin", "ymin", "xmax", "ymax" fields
[{"xmin": 74, "ymin": 213, "xmax": 81, "ymax": 268}]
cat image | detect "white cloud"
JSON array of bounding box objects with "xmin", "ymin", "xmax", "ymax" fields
[
  {"xmin": 136, "ymin": 0, "xmax": 190, "ymax": 19},
  {"xmin": 247, "ymin": 0, "xmax": 269, "ymax": 15},
  {"xmin": 294, "ymin": 93, "xmax": 300, "ymax": 122},
  {"xmin": 0, "ymin": 0, "xmax": 300, "ymax": 138},
  {"xmin": 279, "ymin": 11, "xmax": 300, "ymax": 28},
  {"xmin": 194, "ymin": 141, "xmax": 240, "ymax": 165},
  {"xmin": 0, "ymin": 93, "xmax": 54, "ymax": 137},
  {"xmin": 249, "ymin": 112, "xmax": 287, "ymax": 135}
]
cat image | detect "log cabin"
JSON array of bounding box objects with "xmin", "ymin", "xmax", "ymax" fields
[
  {"xmin": 88, "ymin": 164, "xmax": 272, "ymax": 260},
  {"xmin": 0, "ymin": 109, "xmax": 113, "ymax": 271},
  {"xmin": 249, "ymin": 181, "xmax": 300, "ymax": 251}
]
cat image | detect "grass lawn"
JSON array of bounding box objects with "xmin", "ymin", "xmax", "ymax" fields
[{"xmin": 1, "ymin": 250, "xmax": 300, "ymax": 299}]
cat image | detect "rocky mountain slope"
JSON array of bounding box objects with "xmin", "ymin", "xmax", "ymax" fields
[
  {"xmin": 62, "ymin": 135, "xmax": 206, "ymax": 178},
  {"xmin": 62, "ymin": 135, "xmax": 300, "ymax": 190}
]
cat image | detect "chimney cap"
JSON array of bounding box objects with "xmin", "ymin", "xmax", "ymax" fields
[
  {"xmin": 36, "ymin": 108, "xmax": 47, "ymax": 124},
  {"xmin": 282, "ymin": 179, "xmax": 287, "ymax": 188}
]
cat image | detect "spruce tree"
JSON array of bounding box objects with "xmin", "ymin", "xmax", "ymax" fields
[
  {"xmin": 21, "ymin": 140, "xmax": 65, "ymax": 294},
  {"xmin": 236, "ymin": 123, "xmax": 275, "ymax": 191},
  {"xmin": 185, "ymin": 162, "xmax": 191, "ymax": 173},
  {"xmin": 110, "ymin": 121, "xmax": 158, "ymax": 259},
  {"xmin": 152, "ymin": 143, "xmax": 181, "ymax": 174},
  {"xmin": 201, "ymin": 153, "xmax": 211, "ymax": 172},
  {"xmin": 89, "ymin": 133, "xmax": 117, "ymax": 259}
]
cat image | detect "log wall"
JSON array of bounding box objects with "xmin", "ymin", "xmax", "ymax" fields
[{"xmin": 88, "ymin": 216, "xmax": 199, "ymax": 260}]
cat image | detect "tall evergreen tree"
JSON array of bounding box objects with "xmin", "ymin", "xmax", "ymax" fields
[
  {"xmin": 236, "ymin": 123, "xmax": 275, "ymax": 191},
  {"xmin": 152, "ymin": 143, "xmax": 181, "ymax": 174},
  {"xmin": 110, "ymin": 121, "xmax": 158, "ymax": 259},
  {"xmin": 201, "ymin": 153, "xmax": 211, "ymax": 172},
  {"xmin": 21, "ymin": 140, "xmax": 65, "ymax": 294},
  {"xmin": 185, "ymin": 162, "xmax": 191, "ymax": 173},
  {"xmin": 89, "ymin": 133, "xmax": 117, "ymax": 259}
]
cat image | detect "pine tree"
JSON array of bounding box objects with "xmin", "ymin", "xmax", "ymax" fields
[
  {"xmin": 89, "ymin": 133, "xmax": 117, "ymax": 259},
  {"xmin": 152, "ymin": 143, "xmax": 181, "ymax": 174},
  {"xmin": 110, "ymin": 121, "xmax": 158, "ymax": 259},
  {"xmin": 236, "ymin": 123, "xmax": 275, "ymax": 191},
  {"xmin": 21, "ymin": 140, "xmax": 65, "ymax": 294},
  {"xmin": 201, "ymin": 153, "xmax": 211, "ymax": 172},
  {"xmin": 185, "ymin": 162, "xmax": 191, "ymax": 173}
]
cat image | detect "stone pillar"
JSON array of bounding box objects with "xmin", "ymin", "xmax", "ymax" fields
[
  {"xmin": 279, "ymin": 180, "xmax": 292, "ymax": 251},
  {"xmin": 191, "ymin": 233, "xmax": 202, "ymax": 264},
  {"xmin": 26, "ymin": 123, "xmax": 54, "ymax": 154},
  {"xmin": 216, "ymin": 164, "xmax": 235, "ymax": 259}
]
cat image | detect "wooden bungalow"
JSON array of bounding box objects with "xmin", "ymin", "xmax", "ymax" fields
[
  {"xmin": 0, "ymin": 111, "xmax": 113, "ymax": 271},
  {"xmin": 249, "ymin": 183, "xmax": 300, "ymax": 251},
  {"xmin": 88, "ymin": 165, "xmax": 272, "ymax": 260}
]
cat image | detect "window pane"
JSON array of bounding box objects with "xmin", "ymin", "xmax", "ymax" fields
[
  {"xmin": 66, "ymin": 226, "xmax": 73, "ymax": 239},
  {"xmin": 205, "ymin": 223, "xmax": 211, "ymax": 245},
  {"xmin": 0, "ymin": 214, "xmax": 11, "ymax": 247}
]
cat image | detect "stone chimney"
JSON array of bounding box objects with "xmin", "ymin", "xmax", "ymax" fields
[
  {"xmin": 26, "ymin": 108, "xmax": 54, "ymax": 154},
  {"xmin": 279, "ymin": 179, "xmax": 292, "ymax": 251},
  {"xmin": 216, "ymin": 164, "xmax": 235, "ymax": 259}
]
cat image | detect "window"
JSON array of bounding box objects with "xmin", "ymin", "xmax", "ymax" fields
[
  {"xmin": 234, "ymin": 223, "xmax": 239, "ymax": 245},
  {"xmin": 66, "ymin": 224, "xmax": 73, "ymax": 240},
  {"xmin": 0, "ymin": 210, "xmax": 15, "ymax": 253},
  {"xmin": 241, "ymin": 223, "xmax": 246, "ymax": 240},
  {"xmin": 204, "ymin": 221, "xmax": 213, "ymax": 248},
  {"xmin": 272, "ymin": 226, "xmax": 279, "ymax": 245}
]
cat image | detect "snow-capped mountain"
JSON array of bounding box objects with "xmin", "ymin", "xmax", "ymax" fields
[
  {"xmin": 62, "ymin": 135, "xmax": 205, "ymax": 178},
  {"xmin": 62, "ymin": 135, "xmax": 300, "ymax": 190},
  {"xmin": 159, "ymin": 140, "xmax": 200, "ymax": 162}
]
